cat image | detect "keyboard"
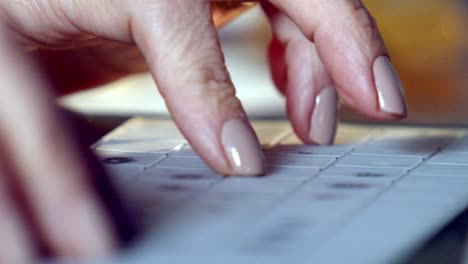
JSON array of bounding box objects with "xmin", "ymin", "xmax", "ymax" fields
[{"xmin": 93, "ymin": 118, "xmax": 468, "ymax": 264}]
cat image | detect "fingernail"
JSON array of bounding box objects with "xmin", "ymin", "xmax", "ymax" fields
[
  {"xmin": 309, "ymin": 86, "xmax": 338, "ymax": 145},
  {"xmin": 221, "ymin": 119, "xmax": 265, "ymax": 176},
  {"xmin": 373, "ymin": 56, "xmax": 407, "ymax": 116}
]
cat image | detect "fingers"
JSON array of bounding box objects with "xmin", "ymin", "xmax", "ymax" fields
[
  {"xmin": 268, "ymin": 0, "xmax": 407, "ymax": 120},
  {"xmin": 0, "ymin": 25, "xmax": 117, "ymax": 257},
  {"xmin": 263, "ymin": 3, "xmax": 338, "ymax": 145},
  {"xmin": 129, "ymin": 0, "xmax": 265, "ymax": 176},
  {"xmin": 0, "ymin": 160, "xmax": 36, "ymax": 263}
]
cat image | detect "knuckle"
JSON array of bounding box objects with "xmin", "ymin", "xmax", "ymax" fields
[
  {"xmin": 352, "ymin": 6, "xmax": 386, "ymax": 54},
  {"xmin": 169, "ymin": 59, "xmax": 242, "ymax": 116}
]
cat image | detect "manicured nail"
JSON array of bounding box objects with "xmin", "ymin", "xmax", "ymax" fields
[
  {"xmin": 373, "ymin": 56, "xmax": 407, "ymax": 116},
  {"xmin": 221, "ymin": 119, "xmax": 265, "ymax": 176},
  {"xmin": 309, "ymin": 86, "xmax": 338, "ymax": 145}
]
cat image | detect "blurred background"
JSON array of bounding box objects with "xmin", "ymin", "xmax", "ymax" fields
[{"xmin": 61, "ymin": 0, "xmax": 468, "ymax": 126}]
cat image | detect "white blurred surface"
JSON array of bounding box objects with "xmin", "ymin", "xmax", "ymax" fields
[{"xmin": 60, "ymin": 7, "xmax": 286, "ymax": 119}]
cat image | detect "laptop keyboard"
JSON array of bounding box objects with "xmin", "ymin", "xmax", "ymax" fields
[{"xmin": 93, "ymin": 119, "xmax": 468, "ymax": 264}]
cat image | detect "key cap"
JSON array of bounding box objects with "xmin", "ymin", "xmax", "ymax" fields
[
  {"xmin": 321, "ymin": 166, "xmax": 406, "ymax": 182},
  {"xmin": 427, "ymin": 152, "xmax": 468, "ymax": 165},
  {"xmin": 155, "ymin": 156, "xmax": 211, "ymax": 170},
  {"xmin": 266, "ymin": 153, "xmax": 336, "ymax": 168},
  {"xmin": 412, "ymin": 163, "xmax": 468, "ymax": 177},
  {"xmin": 213, "ymin": 177, "xmax": 303, "ymax": 194},
  {"xmin": 138, "ymin": 168, "xmax": 223, "ymax": 188},
  {"xmin": 352, "ymin": 145, "xmax": 437, "ymax": 157},
  {"xmin": 96, "ymin": 150, "xmax": 165, "ymax": 168},
  {"xmin": 396, "ymin": 175, "xmax": 468, "ymax": 193},
  {"xmin": 443, "ymin": 135, "xmax": 468, "ymax": 153},
  {"xmin": 302, "ymin": 178, "xmax": 388, "ymax": 197},
  {"xmin": 171, "ymin": 145, "xmax": 198, "ymax": 157},
  {"xmin": 265, "ymin": 166, "xmax": 319, "ymax": 181},
  {"xmin": 266, "ymin": 144, "xmax": 351, "ymax": 157},
  {"xmin": 109, "ymin": 119, "xmax": 185, "ymax": 140},
  {"xmin": 96, "ymin": 151, "xmax": 165, "ymax": 183},
  {"xmin": 96, "ymin": 138, "xmax": 184, "ymax": 153},
  {"xmin": 337, "ymin": 154, "xmax": 422, "ymax": 168}
]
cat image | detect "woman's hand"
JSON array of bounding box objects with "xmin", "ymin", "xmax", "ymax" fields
[{"xmin": 0, "ymin": 0, "xmax": 407, "ymax": 261}]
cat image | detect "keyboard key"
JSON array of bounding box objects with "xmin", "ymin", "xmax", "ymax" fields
[
  {"xmin": 265, "ymin": 166, "xmax": 319, "ymax": 181},
  {"xmin": 352, "ymin": 145, "xmax": 437, "ymax": 157},
  {"xmin": 138, "ymin": 168, "xmax": 223, "ymax": 188},
  {"xmin": 302, "ymin": 178, "xmax": 388, "ymax": 197},
  {"xmin": 155, "ymin": 156, "xmax": 211, "ymax": 170},
  {"xmin": 240, "ymin": 213, "xmax": 330, "ymax": 259},
  {"xmin": 96, "ymin": 138, "xmax": 184, "ymax": 153},
  {"xmin": 266, "ymin": 144, "xmax": 351, "ymax": 156},
  {"xmin": 102, "ymin": 165, "xmax": 142, "ymax": 183},
  {"xmin": 412, "ymin": 163, "xmax": 468, "ymax": 177},
  {"xmin": 96, "ymin": 150, "xmax": 165, "ymax": 168},
  {"xmin": 443, "ymin": 136, "xmax": 468, "ymax": 153},
  {"xmin": 337, "ymin": 154, "xmax": 422, "ymax": 168},
  {"xmin": 266, "ymin": 153, "xmax": 335, "ymax": 168},
  {"xmin": 96, "ymin": 151, "xmax": 165, "ymax": 183},
  {"xmin": 427, "ymin": 152, "xmax": 468, "ymax": 165},
  {"xmin": 321, "ymin": 166, "xmax": 406, "ymax": 181},
  {"xmin": 396, "ymin": 175, "xmax": 468, "ymax": 193},
  {"xmin": 109, "ymin": 119, "xmax": 185, "ymax": 140},
  {"xmin": 171, "ymin": 145, "xmax": 198, "ymax": 157},
  {"xmin": 378, "ymin": 189, "xmax": 467, "ymax": 206},
  {"xmin": 214, "ymin": 177, "xmax": 302, "ymax": 194}
]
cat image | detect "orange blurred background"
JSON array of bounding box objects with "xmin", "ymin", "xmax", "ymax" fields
[
  {"xmin": 362, "ymin": 0, "xmax": 467, "ymax": 125},
  {"xmin": 213, "ymin": 1, "xmax": 467, "ymax": 125}
]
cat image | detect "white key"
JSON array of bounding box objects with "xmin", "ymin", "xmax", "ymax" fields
[
  {"xmin": 96, "ymin": 138, "xmax": 184, "ymax": 153},
  {"xmin": 109, "ymin": 120, "xmax": 185, "ymax": 140},
  {"xmin": 266, "ymin": 153, "xmax": 336, "ymax": 168},
  {"xmin": 395, "ymin": 175, "xmax": 468, "ymax": 193},
  {"xmin": 266, "ymin": 144, "xmax": 352, "ymax": 156},
  {"xmin": 443, "ymin": 136, "xmax": 468, "ymax": 153},
  {"xmin": 412, "ymin": 163, "xmax": 468, "ymax": 177},
  {"xmin": 171, "ymin": 145, "xmax": 198, "ymax": 157},
  {"xmin": 96, "ymin": 150, "xmax": 165, "ymax": 168},
  {"xmin": 118, "ymin": 180, "xmax": 193, "ymax": 210},
  {"xmin": 281, "ymin": 191, "xmax": 365, "ymax": 218},
  {"xmin": 265, "ymin": 166, "xmax": 319, "ymax": 181},
  {"xmin": 427, "ymin": 152, "xmax": 468, "ymax": 165},
  {"xmin": 378, "ymin": 189, "xmax": 467, "ymax": 206},
  {"xmin": 138, "ymin": 168, "xmax": 222, "ymax": 187},
  {"xmin": 155, "ymin": 156, "xmax": 211, "ymax": 170},
  {"xmin": 103, "ymin": 165, "xmax": 142, "ymax": 183},
  {"xmin": 321, "ymin": 166, "xmax": 406, "ymax": 182},
  {"xmin": 302, "ymin": 178, "xmax": 388, "ymax": 197},
  {"xmin": 239, "ymin": 211, "xmax": 331, "ymax": 260},
  {"xmin": 337, "ymin": 154, "xmax": 422, "ymax": 168},
  {"xmin": 214, "ymin": 177, "xmax": 303, "ymax": 194},
  {"xmin": 352, "ymin": 145, "xmax": 437, "ymax": 157}
]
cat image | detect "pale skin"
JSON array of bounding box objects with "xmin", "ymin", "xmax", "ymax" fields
[{"xmin": 0, "ymin": 0, "xmax": 407, "ymax": 261}]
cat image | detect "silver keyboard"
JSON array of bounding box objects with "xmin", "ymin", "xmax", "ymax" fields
[{"xmin": 93, "ymin": 118, "xmax": 468, "ymax": 264}]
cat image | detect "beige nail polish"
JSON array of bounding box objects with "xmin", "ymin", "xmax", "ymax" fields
[
  {"xmin": 221, "ymin": 119, "xmax": 265, "ymax": 176},
  {"xmin": 309, "ymin": 86, "xmax": 338, "ymax": 145},
  {"xmin": 373, "ymin": 56, "xmax": 408, "ymax": 116}
]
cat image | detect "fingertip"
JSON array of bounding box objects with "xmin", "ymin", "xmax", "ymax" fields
[{"xmin": 220, "ymin": 118, "xmax": 266, "ymax": 176}]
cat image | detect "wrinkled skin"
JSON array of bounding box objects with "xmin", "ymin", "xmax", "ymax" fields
[{"xmin": 0, "ymin": 0, "xmax": 405, "ymax": 261}]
